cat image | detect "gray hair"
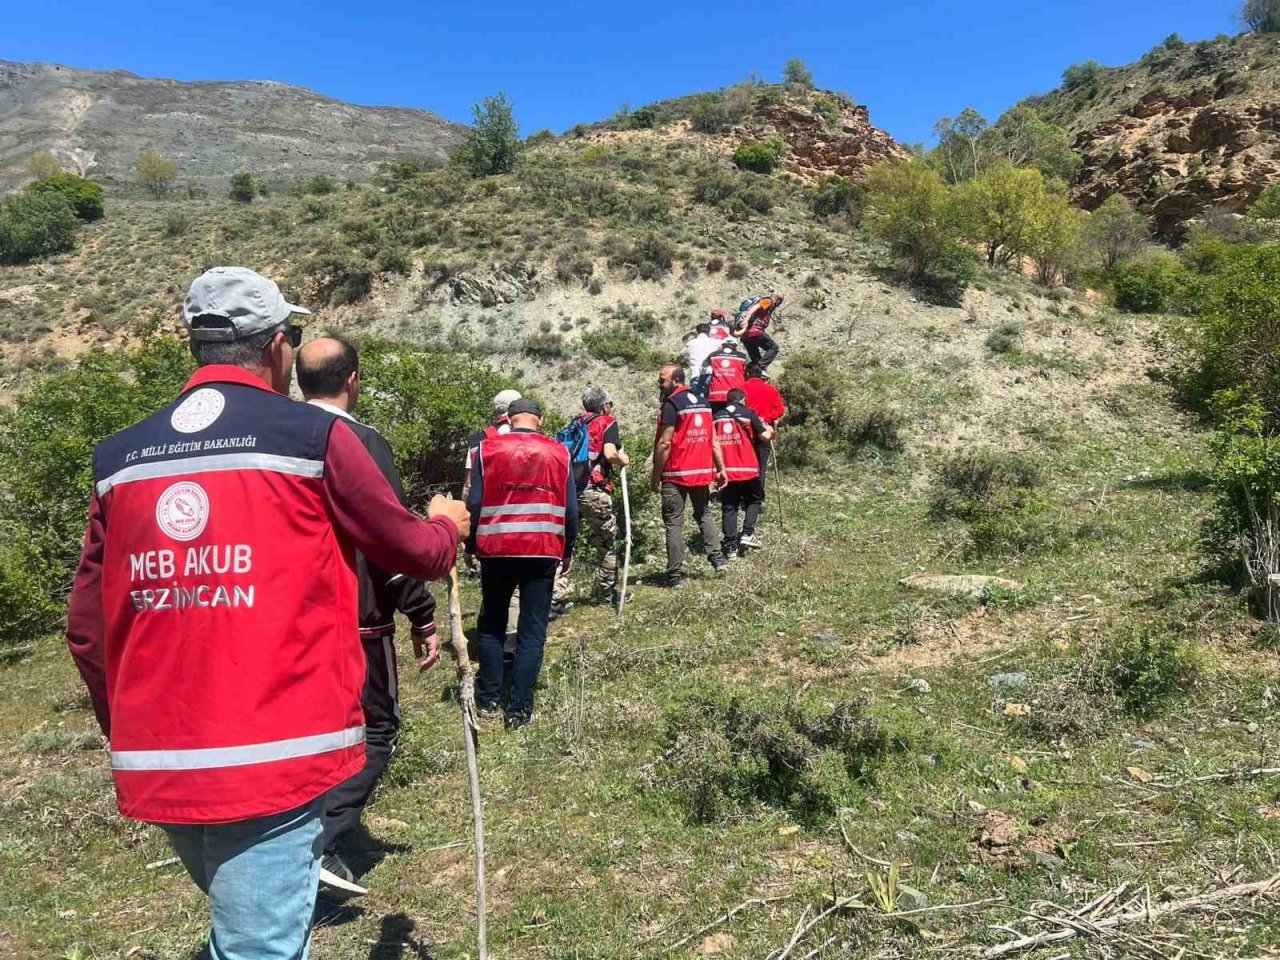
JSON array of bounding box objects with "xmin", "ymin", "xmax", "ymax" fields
[
  {"xmin": 582, "ymin": 385, "xmax": 612, "ymax": 413},
  {"xmin": 190, "ymin": 323, "xmax": 283, "ymax": 367}
]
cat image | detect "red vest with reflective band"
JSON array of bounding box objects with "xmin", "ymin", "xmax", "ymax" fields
[
  {"xmin": 714, "ymin": 404, "xmax": 760, "ymax": 480},
  {"xmin": 583, "ymin": 412, "xmax": 617, "ymax": 491},
  {"xmin": 91, "ymin": 366, "xmax": 365, "ymax": 825},
  {"xmin": 657, "ymin": 387, "xmax": 715, "ymax": 486},
  {"xmin": 477, "ymin": 431, "xmax": 571, "ymax": 560},
  {"xmin": 707, "ymin": 348, "xmax": 748, "ymax": 403},
  {"xmin": 709, "ymin": 324, "xmax": 730, "ymax": 341},
  {"xmin": 482, "ymin": 416, "xmax": 510, "ymax": 441},
  {"xmin": 745, "ymin": 297, "xmax": 776, "ymax": 338}
]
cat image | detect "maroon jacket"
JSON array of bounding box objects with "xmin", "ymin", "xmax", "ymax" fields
[{"xmin": 66, "ymin": 365, "xmax": 458, "ymax": 825}]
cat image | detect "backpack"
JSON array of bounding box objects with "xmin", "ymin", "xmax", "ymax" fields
[
  {"xmin": 733, "ymin": 295, "xmax": 764, "ymax": 333},
  {"xmin": 556, "ymin": 413, "xmax": 599, "ymax": 491}
]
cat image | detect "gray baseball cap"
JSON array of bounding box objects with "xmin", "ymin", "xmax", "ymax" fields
[{"xmin": 183, "ymin": 267, "xmax": 311, "ymax": 342}]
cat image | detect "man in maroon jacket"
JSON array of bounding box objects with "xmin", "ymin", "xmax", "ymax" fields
[{"xmin": 66, "ymin": 267, "xmax": 470, "ymax": 960}]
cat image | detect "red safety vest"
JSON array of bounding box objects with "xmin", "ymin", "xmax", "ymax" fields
[
  {"xmin": 656, "ymin": 387, "xmax": 715, "ymax": 486},
  {"xmin": 707, "ymin": 348, "xmax": 748, "ymax": 403},
  {"xmin": 476, "ymin": 431, "xmax": 571, "ymax": 560},
  {"xmin": 709, "ymin": 324, "xmax": 730, "ymax": 341},
  {"xmin": 482, "ymin": 416, "xmax": 510, "ymax": 441},
  {"xmin": 714, "ymin": 404, "xmax": 760, "ymax": 481},
  {"xmin": 744, "ymin": 296, "xmax": 777, "ymax": 339},
  {"xmin": 91, "ymin": 366, "xmax": 365, "ymax": 825},
  {"xmin": 583, "ymin": 412, "xmax": 617, "ymax": 491}
]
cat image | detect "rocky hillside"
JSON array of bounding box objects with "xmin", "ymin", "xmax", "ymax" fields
[
  {"xmin": 0, "ymin": 61, "xmax": 466, "ymax": 190},
  {"xmin": 1024, "ymin": 32, "xmax": 1280, "ymax": 234}
]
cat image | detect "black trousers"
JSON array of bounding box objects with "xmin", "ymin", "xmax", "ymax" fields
[
  {"xmin": 745, "ymin": 333, "xmax": 779, "ymax": 370},
  {"xmin": 722, "ymin": 477, "xmax": 765, "ymax": 551},
  {"xmin": 324, "ymin": 630, "xmax": 399, "ymax": 852}
]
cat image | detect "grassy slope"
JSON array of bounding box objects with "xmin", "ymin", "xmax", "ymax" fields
[{"xmin": 2, "ymin": 281, "xmax": 1279, "ymax": 957}]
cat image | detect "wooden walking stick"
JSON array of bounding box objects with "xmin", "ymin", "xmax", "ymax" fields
[
  {"xmin": 771, "ymin": 439, "xmax": 785, "ymax": 536},
  {"xmin": 447, "ymin": 566, "xmax": 487, "ymax": 960},
  {"xmin": 617, "ymin": 467, "xmax": 633, "ymax": 621}
]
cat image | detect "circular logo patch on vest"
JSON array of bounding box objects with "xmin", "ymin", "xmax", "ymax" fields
[
  {"xmin": 719, "ymin": 359, "xmax": 730, "ymax": 368},
  {"xmin": 171, "ymin": 388, "xmax": 225, "ymax": 434},
  {"xmin": 156, "ymin": 481, "xmax": 210, "ymax": 542},
  {"xmin": 693, "ymin": 414, "xmax": 704, "ymax": 427},
  {"xmin": 722, "ymin": 422, "xmax": 734, "ymax": 435}
]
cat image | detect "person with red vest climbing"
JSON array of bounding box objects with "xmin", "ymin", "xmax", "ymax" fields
[
  {"xmin": 466, "ymin": 398, "xmax": 578, "ymax": 729},
  {"xmin": 297, "ymin": 335, "xmax": 441, "ymax": 897},
  {"xmin": 708, "ymin": 309, "xmax": 732, "ymax": 341},
  {"xmin": 652, "ymin": 364, "xmax": 729, "ymax": 586},
  {"xmin": 681, "ymin": 322, "xmax": 719, "ymax": 399},
  {"xmin": 740, "ymin": 363, "xmax": 787, "ymax": 550},
  {"xmin": 65, "ymin": 267, "xmax": 470, "ymax": 960},
  {"xmin": 733, "ymin": 292, "xmax": 784, "ymax": 371},
  {"xmin": 703, "ymin": 338, "xmax": 749, "ymax": 411},
  {"xmin": 714, "ymin": 388, "xmax": 775, "ymax": 557},
  {"xmin": 553, "ymin": 385, "xmax": 630, "ymax": 607}
]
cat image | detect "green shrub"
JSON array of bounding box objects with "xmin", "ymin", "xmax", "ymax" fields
[
  {"xmin": 522, "ymin": 331, "xmax": 568, "ymax": 359},
  {"xmin": 691, "ymin": 169, "xmax": 774, "ymax": 219},
  {"xmin": 0, "ymin": 192, "xmax": 78, "ymax": 263},
  {"xmin": 630, "ymin": 106, "xmax": 657, "ymax": 130},
  {"xmin": 655, "ymin": 681, "xmax": 888, "ymax": 824},
  {"xmin": 776, "ymin": 352, "xmax": 840, "ymax": 428},
  {"xmin": 607, "ymin": 232, "xmax": 675, "ymax": 280},
  {"xmin": 229, "ymin": 172, "xmax": 256, "ymax": 202},
  {"xmin": 932, "ymin": 450, "xmax": 1059, "ymax": 557},
  {"xmin": 375, "ymin": 246, "xmax": 412, "ymax": 275},
  {"xmin": 782, "ymin": 58, "xmax": 815, "ymax": 88},
  {"xmin": 163, "ymin": 210, "xmax": 191, "ymax": 237},
  {"xmin": 812, "ymin": 93, "xmax": 841, "ymax": 129},
  {"xmin": 812, "ymin": 175, "xmax": 861, "ymax": 221},
  {"xmin": 0, "ymin": 338, "xmax": 193, "ymax": 648},
  {"xmin": 1062, "ymin": 60, "xmax": 1104, "ymax": 90},
  {"xmin": 732, "ymin": 142, "xmax": 779, "ymax": 174},
  {"xmin": 689, "ymin": 95, "xmax": 730, "ymax": 133},
  {"xmin": 582, "ymin": 325, "xmax": 669, "ymax": 369},
  {"xmin": 25, "ymin": 174, "xmax": 104, "ymax": 222},
  {"xmin": 302, "ymin": 251, "xmax": 374, "ymax": 305},
  {"xmin": 844, "ymin": 409, "xmax": 905, "ymax": 454},
  {"xmin": 1113, "ymin": 252, "xmax": 1187, "ymax": 313},
  {"xmin": 985, "ymin": 323, "xmax": 1020, "ymax": 354},
  {"xmin": 1104, "ymin": 625, "xmax": 1198, "ymax": 718},
  {"xmin": 453, "ymin": 93, "xmax": 524, "ymax": 178},
  {"xmin": 1248, "ymin": 183, "xmax": 1280, "ymax": 220},
  {"xmin": 303, "ymin": 174, "xmax": 336, "ymax": 195},
  {"xmin": 525, "ymin": 129, "xmax": 556, "ymax": 146}
]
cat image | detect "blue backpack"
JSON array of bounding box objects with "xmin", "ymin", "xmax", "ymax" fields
[{"xmin": 556, "ymin": 413, "xmax": 599, "ymax": 491}]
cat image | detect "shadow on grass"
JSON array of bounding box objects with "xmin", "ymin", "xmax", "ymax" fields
[
  {"xmin": 368, "ymin": 912, "xmax": 435, "ymax": 959},
  {"xmin": 1124, "ymin": 468, "xmax": 1211, "ymax": 493}
]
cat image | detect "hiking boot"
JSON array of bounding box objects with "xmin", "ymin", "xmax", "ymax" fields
[
  {"xmin": 505, "ymin": 711, "xmax": 535, "ymax": 731},
  {"xmin": 710, "ymin": 557, "xmax": 730, "ymax": 575},
  {"xmin": 319, "ymin": 853, "xmax": 368, "ymax": 896},
  {"xmin": 659, "ymin": 573, "xmax": 685, "ymax": 589},
  {"xmin": 549, "ymin": 600, "xmax": 573, "ymax": 621},
  {"xmin": 740, "ymin": 534, "xmax": 764, "ymax": 550},
  {"xmin": 477, "ymin": 702, "xmax": 501, "ymax": 720}
]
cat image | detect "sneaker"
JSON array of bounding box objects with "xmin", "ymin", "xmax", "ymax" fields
[
  {"xmin": 710, "ymin": 557, "xmax": 730, "ymax": 575},
  {"xmin": 549, "ymin": 600, "xmax": 573, "ymax": 621},
  {"xmin": 477, "ymin": 702, "xmax": 501, "ymax": 719},
  {"xmin": 505, "ymin": 711, "xmax": 535, "ymax": 731},
  {"xmin": 319, "ymin": 853, "xmax": 368, "ymax": 896},
  {"xmin": 740, "ymin": 534, "xmax": 764, "ymax": 550}
]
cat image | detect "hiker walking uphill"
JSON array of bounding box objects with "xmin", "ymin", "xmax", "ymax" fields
[
  {"xmin": 65, "ymin": 267, "xmax": 470, "ymax": 960},
  {"xmin": 681, "ymin": 322, "xmax": 720, "ymax": 399},
  {"xmin": 653, "ymin": 364, "xmax": 729, "ymax": 586},
  {"xmin": 708, "ymin": 309, "xmax": 733, "ymax": 341},
  {"xmin": 298, "ymin": 336, "xmax": 442, "ymax": 897},
  {"xmin": 554, "ymin": 386, "xmax": 630, "ymax": 607},
  {"xmin": 463, "ymin": 388, "xmax": 522, "ymax": 500},
  {"xmin": 466, "ymin": 398, "xmax": 578, "ymax": 730},
  {"xmin": 733, "ymin": 292, "xmax": 784, "ymax": 371},
  {"xmin": 703, "ymin": 338, "xmax": 749, "ymax": 412},
  {"xmin": 742, "ymin": 362, "xmax": 787, "ymax": 548},
  {"xmin": 715, "ymin": 388, "xmax": 775, "ymax": 558}
]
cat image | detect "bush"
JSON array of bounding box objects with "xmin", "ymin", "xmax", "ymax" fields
[
  {"xmin": 302, "ymin": 251, "xmax": 374, "ymax": 305},
  {"xmin": 607, "ymin": 232, "xmax": 675, "ymax": 280},
  {"xmin": 582, "ymin": 325, "xmax": 670, "ymax": 369},
  {"xmin": 0, "ymin": 192, "xmax": 78, "ymax": 264},
  {"xmin": 689, "ymin": 95, "xmax": 730, "ymax": 134},
  {"xmin": 630, "ymin": 106, "xmax": 657, "ymax": 130},
  {"xmin": 812, "ymin": 93, "xmax": 841, "ymax": 129},
  {"xmin": 0, "ymin": 338, "xmax": 193, "ymax": 648},
  {"xmin": 453, "ymin": 93, "xmax": 524, "ymax": 178},
  {"xmin": 25, "ymin": 174, "xmax": 104, "ymax": 221},
  {"xmin": 986, "ymin": 323, "xmax": 1020, "ymax": 354},
  {"xmin": 654, "ymin": 681, "xmax": 888, "ymax": 823},
  {"xmin": 1105, "ymin": 626, "xmax": 1199, "ymax": 718},
  {"xmin": 845, "ymin": 409, "xmax": 905, "ymax": 454},
  {"xmin": 163, "ymin": 210, "xmax": 191, "ymax": 238},
  {"xmin": 525, "ymin": 129, "xmax": 556, "ymax": 146},
  {"xmin": 303, "ymin": 174, "xmax": 337, "ymax": 195},
  {"xmin": 375, "ymin": 246, "xmax": 412, "ymax": 275},
  {"xmin": 1113, "ymin": 251, "xmax": 1188, "ymax": 313},
  {"xmin": 522, "ymin": 331, "xmax": 568, "ymax": 359},
  {"xmin": 732, "ymin": 142, "xmax": 780, "ymax": 174},
  {"xmin": 136, "ymin": 152, "xmax": 178, "ymax": 198},
  {"xmin": 1062, "ymin": 60, "xmax": 1103, "ymax": 90},
  {"xmin": 932, "ymin": 450, "xmax": 1059, "ymax": 557},
  {"xmin": 691, "ymin": 169, "xmax": 774, "ymax": 219},
  {"xmin": 864, "ymin": 161, "xmax": 971, "ymax": 300},
  {"xmin": 229, "ymin": 172, "xmax": 256, "ymax": 202},
  {"xmin": 1242, "ymin": 0, "xmax": 1280, "ymax": 33},
  {"xmin": 782, "ymin": 58, "xmax": 815, "ymax": 88},
  {"xmin": 776, "ymin": 352, "xmax": 840, "ymax": 428},
  {"xmin": 812, "ymin": 175, "xmax": 861, "ymax": 221},
  {"xmin": 726, "ymin": 261, "xmax": 748, "ymax": 280}
]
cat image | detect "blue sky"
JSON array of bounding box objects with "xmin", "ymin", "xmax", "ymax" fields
[{"xmin": 3, "ymin": 1, "xmax": 1240, "ymax": 144}]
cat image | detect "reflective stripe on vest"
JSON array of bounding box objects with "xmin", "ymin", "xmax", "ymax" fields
[
  {"xmin": 111, "ymin": 725, "xmax": 366, "ymax": 771},
  {"xmin": 715, "ymin": 405, "xmax": 760, "ymax": 479},
  {"xmin": 97, "ymin": 452, "xmax": 324, "ymax": 497},
  {"xmin": 477, "ymin": 432, "xmax": 571, "ymax": 559}
]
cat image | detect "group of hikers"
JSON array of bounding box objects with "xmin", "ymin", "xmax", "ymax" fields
[{"xmin": 63, "ymin": 267, "xmax": 786, "ymax": 957}]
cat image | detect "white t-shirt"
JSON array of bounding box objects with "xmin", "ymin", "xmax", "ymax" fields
[{"xmin": 682, "ymin": 334, "xmax": 720, "ymax": 379}]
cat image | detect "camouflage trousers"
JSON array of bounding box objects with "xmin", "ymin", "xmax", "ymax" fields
[{"xmin": 554, "ymin": 487, "xmax": 618, "ymax": 603}]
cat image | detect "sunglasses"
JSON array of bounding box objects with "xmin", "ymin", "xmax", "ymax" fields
[{"xmin": 282, "ymin": 324, "xmax": 303, "ymax": 348}]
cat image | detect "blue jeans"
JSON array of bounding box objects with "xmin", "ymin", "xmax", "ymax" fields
[
  {"xmin": 476, "ymin": 557, "xmax": 557, "ymax": 718},
  {"xmin": 160, "ymin": 798, "xmax": 325, "ymax": 960}
]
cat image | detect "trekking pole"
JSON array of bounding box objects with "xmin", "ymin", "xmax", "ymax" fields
[
  {"xmin": 617, "ymin": 467, "xmax": 633, "ymax": 621},
  {"xmin": 771, "ymin": 440, "xmax": 785, "ymax": 536},
  {"xmin": 447, "ymin": 566, "xmax": 487, "ymax": 960}
]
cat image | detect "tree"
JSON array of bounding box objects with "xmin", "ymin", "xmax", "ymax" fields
[
  {"xmin": 1023, "ymin": 184, "xmax": 1082, "ymax": 286},
  {"xmin": 1248, "ymin": 182, "xmax": 1280, "ymax": 219},
  {"xmin": 229, "ymin": 172, "xmax": 256, "ymax": 202},
  {"xmin": 957, "ymin": 164, "xmax": 1045, "ymax": 266},
  {"xmin": 26, "ymin": 152, "xmax": 62, "ymax": 180},
  {"xmin": 0, "ymin": 192, "xmax": 79, "ymax": 264},
  {"xmin": 1082, "ymin": 194, "xmax": 1149, "ymax": 271},
  {"xmin": 932, "ymin": 108, "xmax": 989, "ymax": 184},
  {"xmin": 782, "ymin": 58, "xmax": 815, "ymax": 88},
  {"xmin": 984, "ymin": 105, "xmax": 1082, "ymax": 183},
  {"xmin": 733, "ymin": 142, "xmax": 779, "ymax": 174},
  {"xmin": 1062, "ymin": 60, "xmax": 1104, "ymax": 90},
  {"xmin": 864, "ymin": 161, "xmax": 962, "ymax": 282},
  {"xmin": 135, "ymin": 153, "xmax": 178, "ymax": 198},
  {"xmin": 24, "ymin": 174, "xmax": 105, "ymax": 222},
  {"xmin": 453, "ymin": 93, "xmax": 523, "ymax": 178},
  {"xmin": 1242, "ymin": 0, "xmax": 1280, "ymax": 32}
]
